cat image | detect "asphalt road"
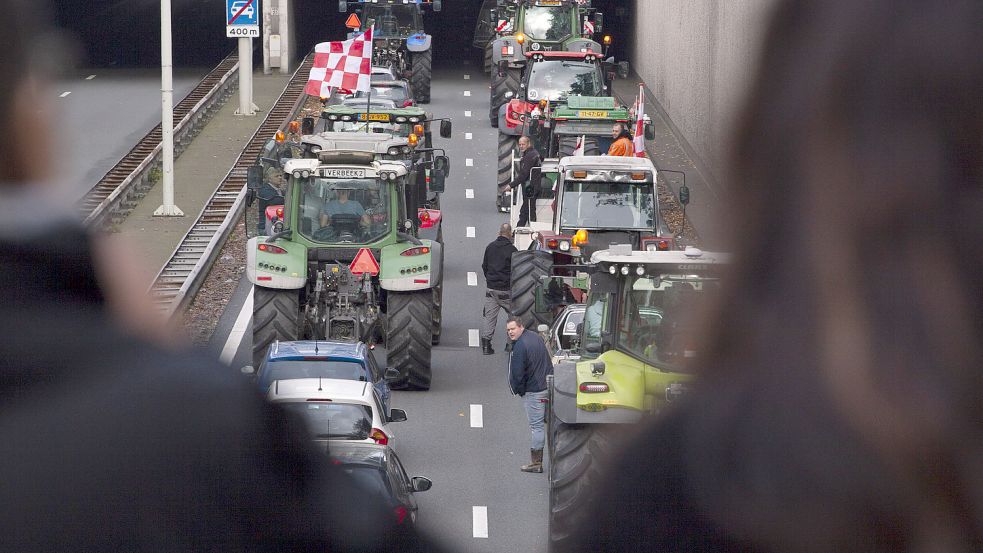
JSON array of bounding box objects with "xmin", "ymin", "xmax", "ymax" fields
[
  {"xmin": 54, "ymin": 67, "xmax": 207, "ymax": 200},
  {"xmin": 211, "ymin": 63, "xmax": 547, "ymax": 551}
]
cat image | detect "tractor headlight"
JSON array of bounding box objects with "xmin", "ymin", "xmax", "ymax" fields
[
  {"xmin": 608, "ymin": 266, "xmax": 617, "ymax": 275},
  {"xmin": 395, "ymin": 116, "xmax": 407, "ymax": 123},
  {"xmin": 620, "ymin": 265, "xmax": 630, "ymax": 276},
  {"xmin": 645, "ymin": 243, "xmax": 657, "ymax": 251},
  {"xmin": 401, "ymin": 146, "xmax": 411, "ymax": 154},
  {"xmin": 635, "ymin": 265, "xmax": 645, "ymax": 276},
  {"xmin": 409, "ymin": 117, "xmax": 420, "ymax": 123},
  {"xmin": 558, "ymin": 240, "xmax": 571, "ymax": 252},
  {"xmin": 300, "ymin": 170, "xmax": 311, "ymax": 178},
  {"xmin": 342, "ymin": 115, "xmax": 353, "ymax": 121},
  {"xmin": 388, "ymin": 147, "xmax": 400, "ymax": 155},
  {"xmin": 328, "ymin": 114, "xmax": 339, "ymax": 120}
]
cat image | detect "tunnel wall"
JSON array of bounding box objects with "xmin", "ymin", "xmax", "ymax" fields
[{"xmin": 630, "ymin": 0, "xmax": 775, "ymax": 186}]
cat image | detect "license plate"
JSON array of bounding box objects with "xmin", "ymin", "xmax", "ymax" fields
[
  {"xmin": 577, "ymin": 110, "xmax": 607, "ymax": 118},
  {"xmin": 538, "ymin": 0, "xmax": 562, "ymax": 5},
  {"xmin": 321, "ymin": 169, "xmax": 365, "ymax": 178},
  {"xmin": 358, "ymin": 113, "xmax": 390, "ymax": 121}
]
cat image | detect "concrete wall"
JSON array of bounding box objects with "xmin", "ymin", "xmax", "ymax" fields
[{"xmin": 631, "ymin": 0, "xmax": 775, "ymax": 186}]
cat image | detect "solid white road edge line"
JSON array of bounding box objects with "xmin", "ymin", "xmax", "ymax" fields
[
  {"xmin": 473, "ymin": 506, "xmax": 489, "ymax": 538},
  {"xmin": 468, "ymin": 329, "xmax": 480, "ymax": 347},
  {"xmin": 465, "ymin": 188, "xmax": 474, "ymax": 199},
  {"xmin": 220, "ymin": 287, "xmax": 254, "ymax": 365},
  {"xmin": 467, "ymin": 272, "xmax": 477, "ymax": 286},
  {"xmin": 466, "ymin": 226, "xmax": 476, "ymax": 238},
  {"xmin": 470, "ymin": 404, "xmax": 483, "ymax": 428}
]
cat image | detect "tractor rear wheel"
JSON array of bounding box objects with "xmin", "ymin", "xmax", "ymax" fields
[
  {"xmin": 509, "ymin": 250, "xmax": 554, "ymax": 330},
  {"xmin": 547, "ymin": 413, "xmax": 617, "ymax": 553},
  {"xmin": 483, "ymin": 42, "xmax": 493, "ymax": 74},
  {"xmin": 489, "ymin": 68, "xmax": 519, "ymax": 127},
  {"xmin": 387, "ymin": 290, "xmax": 433, "ymax": 390},
  {"xmin": 557, "ymin": 135, "xmax": 601, "ymax": 157},
  {"xmin": 252, "ymin": 287, "xmax": 300, "ymax": 369},
  {"xmin": 497, "ymin": 132, "xmax": 518, "ymax": 190},
  {"xmin": 411, "ymin": 50, "xmax": 432, "ymax": 104}
]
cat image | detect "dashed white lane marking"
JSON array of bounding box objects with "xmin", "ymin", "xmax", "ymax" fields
[
  {"xmin": 464, "ymin": 90, "xmax": 471, "ymax": 97},
  {"xmin": 465, "ymin": 188, "xmax": 474, "ymax": 199},
  {"xmin": 473, "ymin": 506, "xmax": 488, "ymax": 538},
  {"xmin": 466, "ymin": 158, "xmax": 474, "ymax": 166},
  {"xmin": 470, "ymin": 404, "xmax": 483, "ymax": 428},
  {"xmin": 464, "ymin": 74, "xmax": 471, "ymax": 80},
  {"xmin": 468, "ymin": 329, "xmax": 480, "ymax": 347},
  {"xmin": 85, "ymin": 74, "xmax": 96, "ymax": 80},
  {"xmin": 220, "ymin": 287, "xmax": 254, "ymax": 365},
  {"xmin": 467, "ymin": 272, "xmax": 478, "ymax": 286},
  {"xmin": 466, "ymin": 226, "xmax": 476, "ymax": 238},
  {"xmin": 465, "ymin": 132, "xmax": 473, "ymax": 140},
  {"xmin": 59, "ymin": 91, "xmax": 71, "ymax": 98},
  {"xmin": 465, "ymin": 110, "xmax": 472, "ymax": 117}
]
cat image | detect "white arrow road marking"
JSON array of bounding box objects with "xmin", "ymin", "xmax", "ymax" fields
[
  {"xmin": 465, "ymin": 188, "xmax": 474, "ymax": 199},
  {"xmin": 470, "ymin": 404, "xmax": 483, "ymax": 428},
  {"xmin": 59, "ymin": 91, "xmax": 71, "ymax": 98},
  {"xmin": 468, "ymin": 329, "xmax": 480, "ymax": 347},
  {"xmin": 220, "ymin": 287, "xmax": 254, "ymax": 365},
  {"xmin": 465, "ymin": 110, "xmax": 472, "ymax": 117},
  {"xmin": 466, "ymin": 226, "xmax": 475, "ymax": 238},
  {"xmin": 466, "ymin": 158, "xmax": 474, "ymax": 166},
  {"xmin": 467, "ymin": 272, "xmax": 477, "ymax": 286},
  {"xmin": 473, "ymin": 506, "xmax": 488, "ymax": 538},
  {"xmin": 465, "ymin": 132, "xmax": 473, "ymax": 140}
]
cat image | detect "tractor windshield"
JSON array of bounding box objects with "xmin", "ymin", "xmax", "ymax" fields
[
  {"xmin": 522, "ymin": 6, "xmax": 575, "ymax": 41},
  {"xmin": 559, "ymin": 181, "xmax": 655, "ymax": 229},
  {"xmin": 296, "ymin": 176, "xmax": 391, "ymax": 244},
  {"xmin": 363, "ymin": 5, "xmax": 421, "ymax": 37},
  {"xmin": 526, "ymin": 61, "xmax": 602, "ymax": 102},
  {"xmin": 353, "ymin": 85, "xmax": 411, "ymax": 106},
  {"xmin": 615, "ymin": 275, "xmax": 722, "ymax": 373},
  {"xmin": 328, "ymin": 119, "xmax": 413, "ymax": 137}
]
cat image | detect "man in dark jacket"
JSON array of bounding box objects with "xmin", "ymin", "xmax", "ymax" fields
[
  {"xmin": 481, "ymin": 223, "xmax": 518, "ymax": 355},
  {"xmin": 506, "ymin": 316, "xmax": 554, "ymax": 473},
  {"xmin": 502, "ymin": 136, "xmax": 542, "ymax": 226}
]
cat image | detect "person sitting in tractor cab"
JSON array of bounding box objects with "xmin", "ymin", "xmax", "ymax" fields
[
  {"xmin": 608, "ymin": 123, "xmax": 635, "ymax": 156},
  {"xmin": 320, "ymin": 189, "xmax": 370, "ymax": 228}
]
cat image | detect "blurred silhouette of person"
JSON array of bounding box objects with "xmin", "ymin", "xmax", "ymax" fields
[
  {"xmin": 0, "ymin": 1, "xmax": 438, "ymax": 551},
  {"xmin": 565, "ymin": 0, "xmax": 983, "ymax": 552}
]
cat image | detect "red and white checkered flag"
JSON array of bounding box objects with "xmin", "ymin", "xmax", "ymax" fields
[
  {"xmin": 633, "ymin": 83, "xmax": 648, "ymax": 158},
  {"xmin": 305, "ymin": 27, "xmax": 374, "ymax": 98}
]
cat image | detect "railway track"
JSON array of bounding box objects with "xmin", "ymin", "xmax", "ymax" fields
[
  {"xmin": 148, "ymin": 54, "xmax": 315, "ymax": 317},
  {"xmin": 79, "ymin": 52, "xmax": 240, "ymax": 228}
]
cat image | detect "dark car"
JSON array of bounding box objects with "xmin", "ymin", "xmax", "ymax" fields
[
  {"xmin": 247, "ymin": 340, "xmax": 398, "ymax": 414},
  {"xmin": 327, "ymin": 442, "xmax": 433, "ymax": 527}
]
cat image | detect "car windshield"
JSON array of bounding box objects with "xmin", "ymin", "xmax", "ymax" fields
[
  {"xmin": 559, "ymin": 181, "xmax": 655, "ymax": 229},
  {"xmin": 615, "ymin": 275, "xmax": 722, "ymax": 373},
  {"xmin": 258, "ymin": 359, "xmax": 368, "ymax": 391},
  {"xmin": 297, "ymin": 177, "xmax": 391, "ymax": 244},
  {"xmin": 282, "ymin": 402, "xmax": 374, "ymax": 440},
  {"xmin": 363, "ymin": 5, "xmax": 420, "ymax": 36},
  {"xmin": 526, "ymin": 61, "xmax": 602, "ymax": 101},
  {"xmin": 336, "ymin": 465, "xmax": 392, "ymax": 498},
  {"xmin": 354, "ymin": 85, "xmax": 409, "ymax": 105},
  {"xmin": 522, "ymin": 6, "xmax": 574, "ymax": 41}
]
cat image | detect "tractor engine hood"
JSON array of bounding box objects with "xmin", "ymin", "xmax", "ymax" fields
[{"xmin": 562, "ymin": 229, "xmax": 643, "ymax": 258}]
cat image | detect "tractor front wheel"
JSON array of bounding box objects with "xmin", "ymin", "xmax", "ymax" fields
[
  {"xmin": 509, "ymin": 250, "xmax": 554, "ymax": 330},
  {"xmin": 387, "ymin": 290, "xmax": 434, "ymax": 390},
  {"xmin": 411, "ymin": 50, "xmax": 433, "ymax": 104},
  {"xmin": 489, "ymin": 68, "xmax": 519, "ymax": 127}
]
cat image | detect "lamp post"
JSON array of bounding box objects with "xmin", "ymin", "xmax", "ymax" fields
[{"xmin": 154, "ymin": 0, "xmax": 184, "ymax": 217}]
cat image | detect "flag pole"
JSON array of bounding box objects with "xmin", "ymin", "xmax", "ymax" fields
[{"xmin": 365, "ymin": 25, "xmax": 373, "ymax": 133}]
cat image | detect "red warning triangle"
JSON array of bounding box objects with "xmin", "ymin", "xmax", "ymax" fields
[
  {"xmin": 345, "ymin": 13, "xmax": 362, "ymax": 30},
  {"xmin": 350, "ymin": 248, "xmax": 380, "ymax": 276}
]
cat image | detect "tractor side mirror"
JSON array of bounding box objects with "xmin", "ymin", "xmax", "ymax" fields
[
  {"xmin": 338, "ymin": 1, "xmax": 347, "ymax": 12},
  {"xmin": 679, "ymin": 184, "xmax": 691, "ymax": 206},
  {"xmin": 433, "ymin": 0, "xmax": 441, "ymax": 11},
  {"xmin": 617, "ymin": 61, "xmax": 630, "ymax": 79},
  {"xmin": 594, "ymin": 12, "xmax": 604, "ymax": 32},
  {"xmin": 439, "ymin": 119, "xmax": 452, "ymax": 138},
  {"xmin": 434, "ymin": 155, "xmax": 450, "ymax": 177},
  {"xmin": 489, "ymin": 8, "xmax": 498, "ymax": 22},
  {"xmin": 430, "ymin": 170, "xmax": 446, "ymax": 193},
  {"xmin": 301, "ymin": 117, "xmax": 315, "ymax": 135},
  {"xmin": 247, "ymin": 165, "xmax": 263, "ymax": 190},
  {"xmin": 497, "ymin": 60, "xmax": 508, "ymax": 77},
  {"xmin": 644, "ymin": 121, "xmax": 656, "ymax": 141},
  {"xmin": 384, "ymin": 367, "xmax": 400, "ymax": 380},
  {"xmin": 533, "ymin": 285, "xmax": 551, "ymax": 314}
]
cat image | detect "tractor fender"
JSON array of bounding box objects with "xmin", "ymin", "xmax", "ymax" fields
[
  {"xmin": 564, "ymin": 38, "xmax": 602, "ymax": 54},
  {"xmin": 416, "ymin": 210, "xmax": 442, "ymax": 243},
  {"xmin": 246, "ymin": 236, "xmax": 307, "ymax": 289},
  {"xmin": 552, "ymin": 363, "xmax": 644, "ymax": 424},
  {"xmin": 498, "ymin": 103, "xmax": 524, "ymax": 135},
  {"xmin": 406, "ymin": 33, "xmax": 431, "ymax": 53},
  {"xmin": 379, "ymin": 239, "xmax": 441, "ymax": 291},
  {"xmin": 491, "ymin": 36, "xmax": 523, "ymax": 65}
]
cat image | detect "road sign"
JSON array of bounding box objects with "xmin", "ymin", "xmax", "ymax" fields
[
  {"xmin": 227, "ymin": 0, "xmax": 260, "ymax": 38},
  {"xmin": 350, "ymin": 248, "xmax": 380, "ymax": 276},
  {"xmin": 345, "ymin": 13, "xmax": 362, "ymax": 30}
]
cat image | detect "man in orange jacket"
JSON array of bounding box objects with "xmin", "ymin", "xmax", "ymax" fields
[{"xmin": 608, "ymin": 123, "xmax": 635, "ymax": 156}]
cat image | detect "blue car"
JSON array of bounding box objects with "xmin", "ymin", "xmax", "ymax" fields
[{"xmin": 252, "ymin": 340, "xmax": 396, "ymax": 414}]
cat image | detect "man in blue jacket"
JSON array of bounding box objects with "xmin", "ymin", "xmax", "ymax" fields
[{"xmin": 506, "ymin": 316, "xmax": 554, "ymax": 473}]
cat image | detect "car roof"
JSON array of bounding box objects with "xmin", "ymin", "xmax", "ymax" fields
[
  {"xmin": 366, "ymin": 80, "xmax": 409, "ymax": 89},
  {"xmin": 267, "ymin": 378, "xmax": 372, "ymax": 402},
  {"xmin": 328, "ymin": 442, "xmax": 390, "ymax": 467},
  {"xmin": 268, "ymin": 340, "xmax": 366, "ymax": 362}
]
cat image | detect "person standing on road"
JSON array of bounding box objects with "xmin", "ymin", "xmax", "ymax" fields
[
  {"xmin": 481, "ymin": 223, "xmax": 518, "ymax": 355},
  {"xmin": 501, "ymin": 136, "xmax": 542, "ymax": 226},
  {"xmin": 607, "ymin": 122, "xmax": 635, "ymax": 156},
  {"xmin": 506, "ymin": 316, "xmax": 554, "ymax": 473}
]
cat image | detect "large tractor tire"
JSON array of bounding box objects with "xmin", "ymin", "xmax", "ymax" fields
[
  {"xmin": 386, "ymin": 290, "xmax": 434, "ymax": 390},
  {"xmin": 411, "ymin": 50, "xmax": 432, "ymax": 104},
  {"xmin": 547, "ymin": 412, "xmax": 618, "ymax": 552},
  {"xmin": 483, "ymin": 42, "xmax": 493, "ymax": 74},
  {"xmin": 431, "ymin": 252, "xmax": 444, "ymax": 345},
  {"xmin": 252, "ymin": 287, "xmax": 300, "ymax": 369},
  {"xmin": 510, "ymin": 250, "xmax": 554, "ymax": 330},
  {"xmin": 497, "ymin": 132, "xmax": 518, "ymax": 189},
  {"xmin": 558, "ymin": 135, "xmax": 601, "ymax": 157},
  {"xmin": 489, "ymin": 68, "xmax": 519, "ymax": 127}
]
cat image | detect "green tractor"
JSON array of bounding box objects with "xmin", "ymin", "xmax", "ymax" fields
[
  {"xmin": 245, "ymin": 133, "xmax": 450, "ymax": 390},
  {"xmin": 339, "ymin": 0, "xmax": 441, "ymax": 103},
  {"xmin": 543, "ymin": 245, "xmax": 729, "ymax": 551},
  {"xmin": 487, "ymin": 0, "xmax": 605, "ymax": 127}
]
